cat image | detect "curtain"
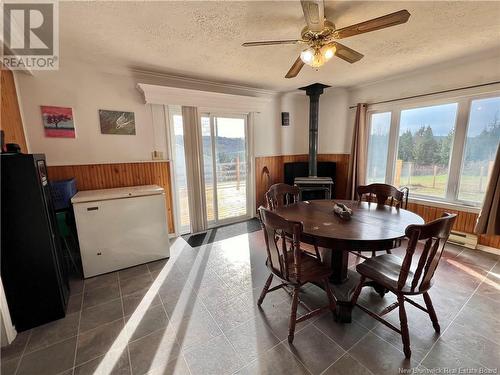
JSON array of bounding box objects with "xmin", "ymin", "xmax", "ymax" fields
[
  {"xmin": 181, "ymin": 106, "xmax": 208, "ymax": 233},
  {"xmin": 345, "ymin": 103, "xmax": 368, "ymax": 200},
  {"xmin": 475, "ymin": 145, "xmax": 500, "ymax": 235}
]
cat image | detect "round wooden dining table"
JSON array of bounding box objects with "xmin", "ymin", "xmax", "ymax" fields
[{"xmin": 273, "ymin": 199, "xmax": 424, "ymax": 322}]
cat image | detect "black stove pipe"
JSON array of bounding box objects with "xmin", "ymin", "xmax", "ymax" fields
[{"xmin": 299, "ymin": 83, "xmax": 330, "ymax": 177}]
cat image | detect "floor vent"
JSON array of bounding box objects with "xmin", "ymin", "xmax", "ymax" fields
[{"xmin": 448, "ymin": 231, "xmax": 478, "ymax": 249}]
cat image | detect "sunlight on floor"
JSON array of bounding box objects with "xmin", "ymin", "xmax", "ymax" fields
[
  {"xmin": 94, "ymin": 234, "xmax": 256, "ymax": 374},
  {"xmin": 446, "ymin": 258, "xmax": 490, "ymax": 282},
  {"xmin": 93, "ymin": 238, "xmax": 190, "ymax": 374}
]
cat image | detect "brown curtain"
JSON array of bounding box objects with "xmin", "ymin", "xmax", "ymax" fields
[
  {"xmin": 475, "ymin": 145, "xmax": 500, "ymax": 235},
  {"xmin": 345, "ymin": 103, "xmax": 368, "ymax": 200}
]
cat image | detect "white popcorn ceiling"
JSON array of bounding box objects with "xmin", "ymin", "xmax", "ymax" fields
[{"xmin": 59, "ymin": 1, "xmax": 500, "ymax": 91}]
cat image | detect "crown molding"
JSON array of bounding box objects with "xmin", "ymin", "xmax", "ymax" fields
[
  {"xmin": 137, "ymin": 83, "xmax": 272, "ymax": 112},
  {"xmin": 131, "ymin": 68, "xmax": 279, "ymax": 97}
]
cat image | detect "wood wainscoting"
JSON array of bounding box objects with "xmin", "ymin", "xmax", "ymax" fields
[
  {"xmin": 255, "ymin": 154, "xmax": 350, "ymax": 209},
  {"xmin": 1, "ymin": 68, "xmax": 28, "ymax": 152},
  {"xmin": 406, "ymin": 202, "xmax": 499, "ymax": 249},
  {"xmin": 47, "ymin": 161, "xmax": 175, "ymax": 233}
]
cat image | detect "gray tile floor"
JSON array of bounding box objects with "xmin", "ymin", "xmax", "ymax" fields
[{"xmin": 1, "ymin": 232, "xmax": 499, "ymax": 375}]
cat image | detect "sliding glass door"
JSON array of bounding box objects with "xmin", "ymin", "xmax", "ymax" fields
[{"xmin": 201, "ymin": 114, "xmax": 249, "ymax": 227}]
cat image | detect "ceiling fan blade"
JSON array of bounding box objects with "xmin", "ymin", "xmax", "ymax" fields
[
  {"xmin": 301, "ymin": 0, "xmax": 325, "ymax": 32},
  {"xmin": 285, "ymin": 56, "xmax": 304, "ymax": 78},
  {"xmin": 242, "ymin": 40, "xmax": 300, "ymax": 47},
  {"xmin": 334, "ymin": 9, "xmax": 410, "ymax": 39},
  {"xmin": 332, "ymin": 42, "xmax": 364, "ymax": 63}
]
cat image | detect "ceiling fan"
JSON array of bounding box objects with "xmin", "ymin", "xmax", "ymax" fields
[{"xmin": 242, "ymin": 1, "xmax": 410, "ymax": 78}]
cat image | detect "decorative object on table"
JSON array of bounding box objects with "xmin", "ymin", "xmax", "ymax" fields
[
  {"xmin": 41, "ymin": 106, "xmax": 76, "ymax": 138},
  {"xmin": 333, "ymin": 202, "xmax": 352, "ymax": 220},
  {"xmin": 99, "ymin": 110, "xmax": 136, "ymax": 135}
]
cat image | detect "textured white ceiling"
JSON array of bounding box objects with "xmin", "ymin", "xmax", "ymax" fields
[{"xmin": 59, "ymin": 1, "xmax": 500, "ymax": 91}]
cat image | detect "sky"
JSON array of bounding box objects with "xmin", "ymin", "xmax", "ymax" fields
[
  {"xmin": 174, "ymin": 115, "xmax": 245, "ymax": 139},
  {"xmin": 399, "ymin": 97, "xmax": 500, "ymax": 137},
  {"xmin": 371, "ymin": 96, "xmax": 500, "ymax": 137}
]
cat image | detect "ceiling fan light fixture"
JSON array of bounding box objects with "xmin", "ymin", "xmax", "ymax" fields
[
  {"xmin": 300, "ymin": 48, "xmax": 315, "ymax": 65},
  {"xmin": 322, "ymin": 45, "xmax": 336, "ymax": 60},
  {"xmin": 301, "ymin": 47, "xmax": 325, "ymax": 68}
]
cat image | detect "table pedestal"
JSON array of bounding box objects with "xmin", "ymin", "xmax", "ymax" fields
[{"xmin": 326, "ymin": 270, "xmax": 360, "ymax": 323}]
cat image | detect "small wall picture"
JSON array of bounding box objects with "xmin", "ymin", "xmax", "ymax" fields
[
  {"xmin": 41, "ymin": 106, "xmax": 76, "ymax": 138},
  {"xmin": 99, "ymin": 110, "xmax": 136, "ymax": 135}
]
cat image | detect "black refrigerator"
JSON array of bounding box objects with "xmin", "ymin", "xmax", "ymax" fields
[{"xmin": 1, "ymin": 153, "xmax": 69, "ymax": 331}]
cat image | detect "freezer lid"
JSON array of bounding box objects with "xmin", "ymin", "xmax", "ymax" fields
[{"xmin": 71, "ymin": 185, "xmax": 164, "ymax": 203}]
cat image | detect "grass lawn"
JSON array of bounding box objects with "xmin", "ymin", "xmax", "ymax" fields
[{"xmin": 400, "ymin": 174, "xmax": 486, "ymax": 202}]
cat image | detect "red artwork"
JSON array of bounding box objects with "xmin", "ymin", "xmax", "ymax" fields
[{"xmin": 41, "ymin": 106, "xmax": 76, "ymax": 138}]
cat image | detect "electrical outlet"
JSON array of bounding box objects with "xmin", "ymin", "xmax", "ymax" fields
[{"xmin": 152, "ymin": 151, "xmax": 164, "ymax": 160}]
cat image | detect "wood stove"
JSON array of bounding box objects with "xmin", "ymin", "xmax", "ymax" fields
[{"xmin": 293, "ymin": 83, "xmax": 334, "ymax": 200}]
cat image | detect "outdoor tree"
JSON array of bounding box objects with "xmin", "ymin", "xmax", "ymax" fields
[
  {"xmin": 465, "ymin": 111, "xmax": 500, "ymax": 162},
  {"xmin": 397, "ymin": 129, "xmax": 414, "ymax": 162},
  {"xmin": 439, "ymin": 129, "xmax": 454, "ymax": 166},
  {"xmin": 413, "ymin": 125, "xmax": 440, "ymax": 165}
]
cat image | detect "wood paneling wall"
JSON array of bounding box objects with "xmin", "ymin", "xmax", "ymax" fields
[
  {"xmin": 47, "ymin": 162, "xmax": 175, "ymax": 233},
  {"xmin": 1, "ymin": 68, "xmax": 27, "ymax": 152},
  {"xmin": 406, "ymin": 202, "xmax": 499, "ymax": 249},
  {"xmin": 255, "ymin": 154, "xmax": 350, "ymax": 209}
]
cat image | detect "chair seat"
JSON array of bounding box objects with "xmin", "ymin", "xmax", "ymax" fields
[
  {"xmin": 356, "ymin": 254, "xmax": 432, "ymax": 294},
  {"xmin": 267, "ymin": 251, "xmax": 332, "ymax": 284},
  {"xmin": 287, "ymin": 250, "xmax": 332, "ymax": 283}
]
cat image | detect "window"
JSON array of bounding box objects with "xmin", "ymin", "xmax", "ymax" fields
[
  {"xmin": 458, "ymin": 97, "xmax": 500, "ymax": 203},
  {"xmin": 367, "ymin": 112, "xmax": 391, "ymax": 184},
  {"xmin": 396, "ymin": 103, "xmax": 458, "ymax": 199},
  {"xmin": 366, "ymin": 94, "xmax": 500, "ymax": 206}
]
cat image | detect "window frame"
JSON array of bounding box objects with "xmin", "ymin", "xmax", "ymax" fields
[{"xmin": 366, "ymin": 89, "xmax": 500, "ymax": 207}]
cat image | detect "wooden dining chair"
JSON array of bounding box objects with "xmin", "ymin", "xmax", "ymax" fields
[
  {"xmin": 265, "ymin": 183, "xmax": 300, "ymax": 210},
  {"xmin": 357, "ymin": 183, "xmax": 409, "ymax": 209},
  {"xmin": 356, "ymin": 183, "xmax": 410, "ymax": 257},
  {"xmin": 350, "ymin": 213, "xmax": 457, "ymax": 358},
  {"xmin": 265, "ymin": 183, "xmax": 322, "ymax": 260},
  {"xmin": 258, "ymin": 206, "xmax": 336, "ymax": 343}
]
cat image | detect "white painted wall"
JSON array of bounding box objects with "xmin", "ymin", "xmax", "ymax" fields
[
  {"xmin": 15, "ymin": 60, "xmax": 282, "ymax": 165},
  {"xmin": 349, "ymin": 51, "xmax": 500, "ymax": 105},
  {"xmin": 278, "ymin": 88, "xmax": 351, "ymax": 155}
]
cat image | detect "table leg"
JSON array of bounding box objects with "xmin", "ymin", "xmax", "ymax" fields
[{"xmin": 330, "ymin": 249, "xmax": 349, "ymax": 284}]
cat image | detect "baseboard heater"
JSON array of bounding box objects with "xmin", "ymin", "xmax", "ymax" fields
[{"xmin": 448, "ymin": 231, "xmax": 478, "ymax": 249}]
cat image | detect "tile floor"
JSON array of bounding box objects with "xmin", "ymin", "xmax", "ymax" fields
[{"xmin": 1, "ymin": 231, "xmax": 499, "ymax": 375}]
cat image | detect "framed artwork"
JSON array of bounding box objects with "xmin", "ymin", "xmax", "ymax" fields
[
  {"xmin": 41, "ymin": 106, "xmax": 76, "ymax": 138},
  {"xmin": 99, "ymin": 110, "xmax": 136, "ymax": 135}
]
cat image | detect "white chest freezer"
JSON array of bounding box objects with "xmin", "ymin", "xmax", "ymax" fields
[{"xmin": 71, "ymin": 185, "xmax": 170, "ymax": 278}]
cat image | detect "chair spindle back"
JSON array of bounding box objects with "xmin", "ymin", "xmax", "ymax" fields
[
  {"xmin": 398, "ymin": 213, "xmax": 457, "ymax": 292},
  {"xmin": 265, "ymin": 183, "xmax": 300, "ymax": 211},
  {"xmin": 357, "ymin": 183, "xmax": 408, "ymax": 209},
  {"xmin": 258, "ymin": 206, "xmax": 302, "ymax": 282}
]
